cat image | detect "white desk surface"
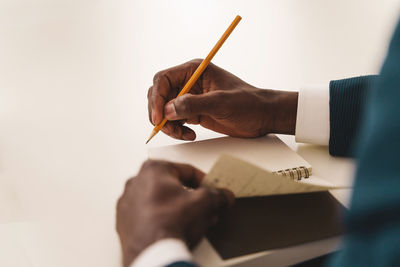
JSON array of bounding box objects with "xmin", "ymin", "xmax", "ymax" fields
[{"xmin": 1, "ymin": 1, "xmax": 399, "ymax": 266}]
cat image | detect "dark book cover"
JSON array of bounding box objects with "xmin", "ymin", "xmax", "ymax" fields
[{"xmin": 206, "ymin": 191, "xmax": 346, "ymax": 260}]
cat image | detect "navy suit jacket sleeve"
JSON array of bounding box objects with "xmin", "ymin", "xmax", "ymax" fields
[
  {"xmin": 328, "ymin": 19, "xmax": 400, "ymax": 266},
  {"xmin": 166, "ymin": 261, "xmax": 197, "ymax": 267},
  {"xmin": 329, "ymin": 75, "xmax": 378, "ymax": 157}
]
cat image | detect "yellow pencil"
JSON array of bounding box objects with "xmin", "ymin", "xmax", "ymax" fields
[{"xmin": 146, "ymin": 15, "xmax": 242, "ymax": 144}]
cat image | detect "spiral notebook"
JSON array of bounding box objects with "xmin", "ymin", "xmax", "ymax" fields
[{"xmin": 148, "ymin": 134, "xmax": 336, "ymax": 189}]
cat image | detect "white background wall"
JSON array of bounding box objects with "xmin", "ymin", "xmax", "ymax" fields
[{"xmin": 1, "ymin": 1, "xmax": 400, "ymax": 266}]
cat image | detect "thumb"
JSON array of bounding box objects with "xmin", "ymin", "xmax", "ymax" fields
[
  {"xmin": 192, "ymin": 187, "xmax": 235, "ymax": 215},
  {"xmin": 164, "ymin": 92, "xmax": 224, "ymax": 120}
]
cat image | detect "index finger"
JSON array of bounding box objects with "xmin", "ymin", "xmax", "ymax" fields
[{"xmin": 150, "ymin": 60, "xmax": 201, "ymax": 125}]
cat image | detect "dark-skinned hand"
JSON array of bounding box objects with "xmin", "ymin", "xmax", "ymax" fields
[
  {"xmin": 116, "ymin": 160, "xmax": 234, "ymax": 267},
  {"xmin": 148, "ymin": 59, "xmax": 298, "ymax": 140}
]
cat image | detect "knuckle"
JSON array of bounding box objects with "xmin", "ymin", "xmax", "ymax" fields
[
  {"xmin": 141, "ymin": 159, "xmax": 171, "ymax": 174},
  {"xmin": 195, "ymin": 187, "xmax": 213, "ymax": 202},
  {"xmin": 116, "ymin": 194, "xmax": 125, "ymax": 210},
  {"xmin": 147, "ymin": 86, "xmax": 153, "ymax": 99},
  {"xmin": 116, "ymin": 196, "xmax": 123, "ymax": 212},
  {"xmin": 116, "ymin": 192, "xmax": 130, "ymax": 214},
  {"xmin": 141, "ymin": 159, "xmax": 156, "ymax": 170},
  {"xmin": 189, "ymin": 58, "xmax": 203, "ymax": 65},
  {"xmin": 147, "ymin": 177, "xmax": 161, "ymax": 193},
  {"xmin": 124, "ymin": 177, "xmax": 134, "ymax": 189},
  {"xmin": 188, "ymin": 59, "xmax": 202, "ymax": 73},
  {"xmin": 198, "ymin": 187, "xmax": 225, "ymax": 209},
  {"xmin": 153, "ymin": 71, "xmax": 165, "ymax": 84}
]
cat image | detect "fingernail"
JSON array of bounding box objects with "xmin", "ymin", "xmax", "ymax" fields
[
  {"xmin": 152, "ymin": 113, "xmax": 156, "ymax": 124},
  {"xmin": 183, "ymin": 131, "xmax": 195, "ymax": 140},
  {"xmin": 164, "ymin": 103, "xmax": 177, "ymax": 119}
]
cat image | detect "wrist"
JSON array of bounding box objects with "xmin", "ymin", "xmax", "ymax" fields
[{"xmin": 257, "ymin": 89, "xmax": 298, "ymax": 135}]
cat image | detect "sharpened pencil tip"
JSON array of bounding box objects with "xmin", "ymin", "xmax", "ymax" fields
[{"xmin": 146, "ymin": 129, "xmax": 157, "ymax": 144}]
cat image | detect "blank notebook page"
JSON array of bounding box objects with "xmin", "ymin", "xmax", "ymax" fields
[{"xmin": 148, "ymin": 135, "xmax": 311, "ymax": 173}]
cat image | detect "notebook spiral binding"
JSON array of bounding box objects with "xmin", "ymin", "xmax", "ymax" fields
[{"xmin": 273, "ymin": 166, "xmax": 311, "ymax": 181}]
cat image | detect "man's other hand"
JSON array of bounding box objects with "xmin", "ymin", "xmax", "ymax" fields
[
  {"xmin": 147, "ymin": 59, "xmax": 298, "ymax": 140},
  {"xmin": 116, "ymin": 160, "xmax": 234, "ymax": 267}
]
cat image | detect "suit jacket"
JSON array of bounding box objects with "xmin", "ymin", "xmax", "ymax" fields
[
  {"xmin": 328, "ymin": 19, "xmax": 400, "ymax": 266},
  {"xmin": 166, "ymin": 19, "xmax": 400, "ymax": 267}
]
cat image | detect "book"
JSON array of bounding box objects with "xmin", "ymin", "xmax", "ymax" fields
[
  {"xmin": 206, "ymin": 191, "xmax": 345, "ymax": 260},
  {"xmin": 148, "ymin": 135, "xmax": 347, "ymax": 264}
]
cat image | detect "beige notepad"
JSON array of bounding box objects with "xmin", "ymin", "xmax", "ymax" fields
[
  {"xmin": 148, "ymin": 135, "xmax": 337, "ymax": 190},
  {"xmin": 204, "ymin": 155, "xmax": 341, "ymax": 197}
]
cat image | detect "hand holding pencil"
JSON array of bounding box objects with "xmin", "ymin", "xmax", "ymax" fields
[
  {"xmin": 146, "ymin": 15, "xmax": 242, "ymax": 143},
  {"xmin": 147, "ymin": 15, "xmax": 299, "ymax": 142}
]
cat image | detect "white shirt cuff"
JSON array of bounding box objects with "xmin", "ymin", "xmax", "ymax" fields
[
  {"xmin": 295, "ymin": 84, "xmax": 330, "ymax": 145},
  {"xmin": 130, "ymin": 238, "xmax": 192, "ymax": 267}
]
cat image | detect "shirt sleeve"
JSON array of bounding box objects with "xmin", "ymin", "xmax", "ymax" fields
[
  {"xmin": 130, "ymin": 238, "xmax": 193, "ymax": 267},
  {"xmin": 295, "ymin": 84, "xmax": 330, "ymax": 145}
]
